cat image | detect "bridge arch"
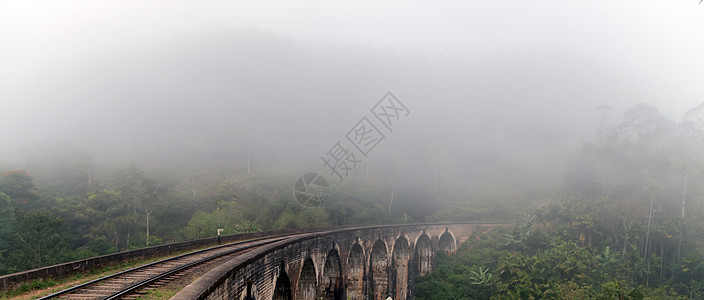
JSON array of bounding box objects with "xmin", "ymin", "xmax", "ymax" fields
[
  {"xmin": 322, "ymin": 248, "xmax": 343, "ymax": 299},
  {"xmin": 345, "ymin": 242, "xmax": 365, "ymax": 300},
  {"xmin": 242, "ymin": 279, "xmax": 258, "ymax": 300},
  {"xmin": 273, "ymin": 263, "xmax": 292, "ymax": 300},
  {"xmin": 296, "ymin": 258, "xmax": 317, "ymax": 300},
  {"xmin": 392, "ymin": 235, "xmax": 411, "ymax": 300},
  {"xmin": 414, "ymin": 233, "xmax": 432, "ymax": 275},
  {"xmin": 369, "ymin": 239, "xmax": 389, "ymax": 300},
  {"xmin": 438, "ymin": 231, "xmax": 456, "ymax": 254}
]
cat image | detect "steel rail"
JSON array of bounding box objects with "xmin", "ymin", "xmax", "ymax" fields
[{"xmin": 38, "ymin": 234, "xmax": 298, "ymax": 300}]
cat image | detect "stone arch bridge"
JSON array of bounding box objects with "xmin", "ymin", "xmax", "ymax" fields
[{"xmin": 173, "ymin": 222, "xmax": 484, "ymax": 300}]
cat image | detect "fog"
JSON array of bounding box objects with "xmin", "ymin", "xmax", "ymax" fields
[
  {"xmin": 6, "ymin": 1, "xmax": 704, "ymax": 287},
  {"xmin": 1, "ymin": 0, "xmax": 703, "ymax": 184}
]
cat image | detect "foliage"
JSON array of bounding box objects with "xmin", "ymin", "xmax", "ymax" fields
[
  {"xmin": 0, "ymin": 170, "xmax": 42, "ymax": 210},
  {"xmin": 8, "ymin": 209, "xmax": 70, "ymax": 272},
  {"xmin": 416, "ymin": 103, "xmax": 704, "ymax": 299},
  {"xmin": 416, "ymin": 220, "xmax": 696, "ymax": 299}
]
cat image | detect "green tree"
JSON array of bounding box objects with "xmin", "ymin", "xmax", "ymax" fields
[
  {"xmin": 181, "ymin": 211, "xmax": 217, "ymax": 239},
  {"xmin": 0, "ymin": 192, "xmax": 15, "ymax": 274},
  {"xmin": 10, "ymin": 209, "xmax": 69, "ymax": 270},
  {"xmin": 0, "ymin": 170, "xmax": 42, "ymax": 210}
]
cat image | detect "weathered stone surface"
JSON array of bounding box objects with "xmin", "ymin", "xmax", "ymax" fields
[{"xmin": 174, "ymin": 222, "xmax": 478, "ymax": 300}]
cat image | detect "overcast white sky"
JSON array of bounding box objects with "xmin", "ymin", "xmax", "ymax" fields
[{"xmin": 1, "ymin": 0, "xmax": 703, "ymax": 165}]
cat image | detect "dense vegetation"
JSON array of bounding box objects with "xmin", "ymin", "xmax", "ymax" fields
[
  {"xmin": 0, "ymin": 144, "xmax": 535, "ymax": 275},
  {"xmin": 415, "ymin": 103, "xmax": 704, "ymax": 299},
  {"xmin": 0, "ymin": 165, "xmax": 384, "ymax": 274}
]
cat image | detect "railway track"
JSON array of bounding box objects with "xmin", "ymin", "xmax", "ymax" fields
[{"xmin": 38, "ymin": 234, "xmax": 300, "ymax": 300}]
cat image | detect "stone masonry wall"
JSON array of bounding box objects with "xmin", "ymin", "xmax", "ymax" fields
[{"xmin": 174, "ymin": 222, "xmax": 480, "ymax": 300}]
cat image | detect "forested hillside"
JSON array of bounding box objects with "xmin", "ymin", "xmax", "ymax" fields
[
  {"xmin": 415, "ymin": 104, "xmax": 704, "ymax": 299},
  {"xmin": 0, "ymin": 142, "xmax": 540, "ymax": 275}
]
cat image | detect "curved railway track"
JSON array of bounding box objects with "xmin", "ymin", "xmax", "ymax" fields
[{"xmin": 38, "ymin": 234, "xmax": 301, "ymax": 300}]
